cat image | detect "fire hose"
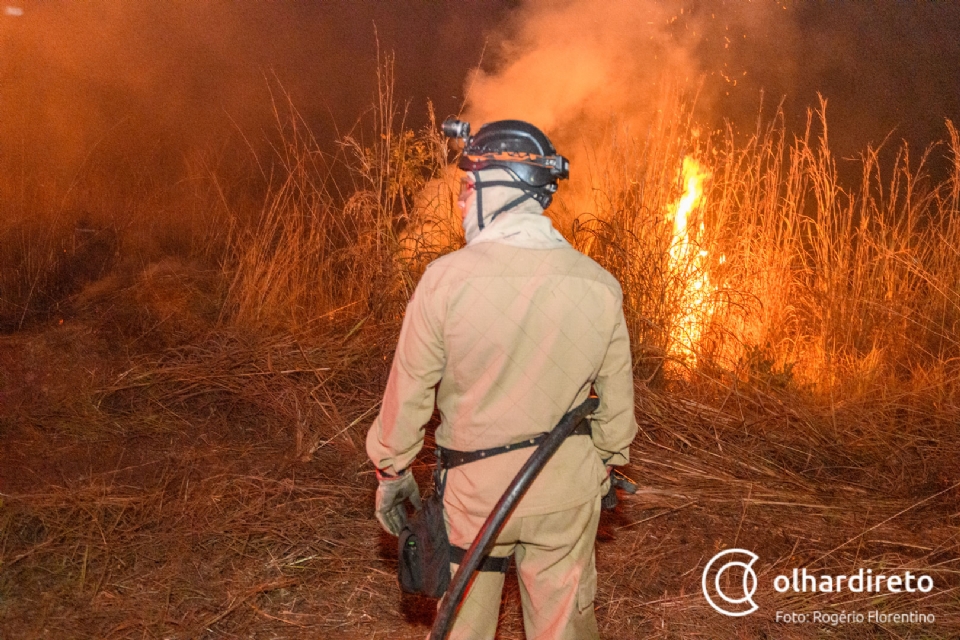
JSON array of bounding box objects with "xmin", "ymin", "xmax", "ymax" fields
[{"xmin": 429, "ymin": 396, "xmax": 599, "ymax": 640}]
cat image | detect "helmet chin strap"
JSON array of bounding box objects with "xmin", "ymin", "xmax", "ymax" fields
[
  {"xmin": 473, "ymin": 171, "xmax": 484, "ymax": 232},
  {"xmin": 472, "ymin": 171, "xmax": 543, "ymax": 231}
]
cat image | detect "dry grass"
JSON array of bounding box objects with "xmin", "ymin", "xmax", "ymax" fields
[
  {"xmin": 571, "ymin": 97, "xmax": 960, "ymax": 404},
  {"xmin": 222, "ymin": 62, "xmax": 452, "ymax": 333},
  {"xmin": 2, "ymin": 66, "xmax": 960, "ymax": 637},
  {"xmin": 2, "ymin": 330, "xmax": 957, "ymax": 638},
  {"xmin": 0, "ymin": 319, "xmax": 410, "ymax": 639}
]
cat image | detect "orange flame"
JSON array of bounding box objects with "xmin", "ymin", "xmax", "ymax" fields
[{"xmin": 666, "ymin": 156, "xmax": 715, "ymax": 364}]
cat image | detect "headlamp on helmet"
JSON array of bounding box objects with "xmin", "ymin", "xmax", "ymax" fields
[
  {"xmin": 442, "ymin": 118, "xmax": 568, "ymax": 209},
  {"xmin": 442, "ymin": 119, "xmax": 471, "ymax": 140}
]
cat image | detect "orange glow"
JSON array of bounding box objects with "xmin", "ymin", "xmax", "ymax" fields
[{"xmin": 666, "ymin": 155, "xmax": 715, "ymax": 365}]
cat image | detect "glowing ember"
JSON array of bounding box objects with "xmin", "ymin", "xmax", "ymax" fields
[{"xmin": 666, "ymin": 155, "xmax": 714, "ymax": 364}]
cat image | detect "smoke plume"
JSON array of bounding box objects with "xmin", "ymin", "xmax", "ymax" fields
[{"xmin": 463, "ymin": 1, "xmax": 960, "ymax": 178}]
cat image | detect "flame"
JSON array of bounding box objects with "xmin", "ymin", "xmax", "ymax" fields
[{"xmin": 666, "ymin": 156, "xmax": 715, "ymax": 364}]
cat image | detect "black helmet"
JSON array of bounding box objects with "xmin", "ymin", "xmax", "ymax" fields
[{"xmin": 443, "ymin": 118, "xmax": 569, "ymax": 209}]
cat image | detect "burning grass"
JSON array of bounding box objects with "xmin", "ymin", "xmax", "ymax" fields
[{"xmin": 2, "ymin": 71, "xmax": 960, "ymax": 637}]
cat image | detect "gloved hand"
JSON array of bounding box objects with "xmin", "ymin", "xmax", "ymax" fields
[
  {"xmin": 602, "ymin": 466, "xmax": 638, "ymax": 511},
  {"xmin": 374, "ymin": 470, "xmax": 422, "ymax": 536},
  {"xmin": 601, "ymin": 466, "xmax": 617, "ymax": 510}
]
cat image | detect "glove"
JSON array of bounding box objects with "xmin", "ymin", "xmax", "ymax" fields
[
  {"xmin": 601, "ymin": 466, "xmax": 618, "ymax": 511},
  {"xmin": 602, "ymin": 467, "xmax": 638, "ymax": 511},
  {"xmin": 374, "ymin": 470, "xmax": 422, "ymax": 536}
]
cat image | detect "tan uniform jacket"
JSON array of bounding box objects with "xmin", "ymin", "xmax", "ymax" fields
[{"xmin": 367, "ymin": 240, "xmax": 638, "ymax": 517}]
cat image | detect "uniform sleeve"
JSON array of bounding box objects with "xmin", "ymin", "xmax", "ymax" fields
[
  {"xmin": 365, "ymin": 277, "xmax": 446, "ymax": 475},
  {"xmin": 590, "ymin": 304, "xmax": 638, "ymax": 467}
]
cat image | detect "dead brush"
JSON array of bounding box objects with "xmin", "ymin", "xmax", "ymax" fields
[
  {"xmin": 96, "ymin": 318, "xmax": 393, "ymax": 454},
  {"xmin": 221, "ymin": 58, "xmax": 450, "ymax": 334},
  {"xmin": 571, "ymin": 97, "xmax": 960, "ymax": 413},
  {"xmin": 0, "ymin": 447, "xmax": 385, "ymax": 639}
]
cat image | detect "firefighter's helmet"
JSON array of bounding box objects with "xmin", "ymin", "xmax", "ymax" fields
[{"xmin": 443, "ymin": 118, "xmax": 569, "ymax": 209}]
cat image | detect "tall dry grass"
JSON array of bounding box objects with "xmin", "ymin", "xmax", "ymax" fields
[
  {"xmin": 220, "ymin": 60, "xmax": 452, "ymax": 332},
  {"xmin": 0, "ymin": 56, "xmax": 450, "ymax": 336},
  {"xmin": 572, "ymin": 97, "xmax": 960, "ymax": 408},
  {"xmin": 3, "ymin": 56, "xmax": 959, "ymax": 413}
]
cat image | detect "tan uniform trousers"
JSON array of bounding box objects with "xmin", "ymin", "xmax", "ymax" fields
[{"xmin": 442, "ymin": 496, "xmax": 602, "ymax": 640}]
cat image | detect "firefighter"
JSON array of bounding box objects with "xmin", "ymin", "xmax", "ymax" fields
[{"xmin": 367, "ymin": 119, "xmax": 638, "ymax": 639}]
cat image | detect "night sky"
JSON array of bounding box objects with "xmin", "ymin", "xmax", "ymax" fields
[{"xmin": 2, "ymin": 1, "xmax": 959, "ymax": 188}]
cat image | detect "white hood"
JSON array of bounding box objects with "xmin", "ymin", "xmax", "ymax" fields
[{"xmin": 460, "ymin": 168, "xmax": 569, "ymax": 249}]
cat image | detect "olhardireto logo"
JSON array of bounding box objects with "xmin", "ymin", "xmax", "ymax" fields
[
  {"xmin": 701, "ymin": 549, "xmax": 759, "ymax": 617},
  {"xmin": 701, "ymin": 549, "xmax": 937, "ymax": 624}
]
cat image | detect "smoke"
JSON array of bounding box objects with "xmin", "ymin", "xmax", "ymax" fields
[
  {"xmin": 458, "ymin": 0, "xmax": 795, "ymax": 220},
  {"xmin": 2, "ymin": 0, "xmax": 958, "ymax": 220},
  {"xmin": 462, "ymin": 2, "xmax": 778, "ymax": 148},
  {"xmin": 0, "ymin": 1, "xmax": 509, "ymax": 215},
  {"xmin": 3, "ymin": 3, "xmax": 274, "ymax": 191},
  {"xmin": 463, "ymin": 1, "xmax": 960, "ymax": 176},
  {"xmin": 463, "ymin": 1, "xmax": 700, "ymax": 134}
]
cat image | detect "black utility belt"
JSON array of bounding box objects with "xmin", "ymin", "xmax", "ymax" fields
[
  {"xmin": 399, "ymin": 415, "xmax": 593, "ymax": 595},
  {"xmin": 450, "ymin": 545, "xmax": 510, "ymax": 573},
  {"xmin": 435, "ymin": 420, "xmax": 592, "ymax": 470}
]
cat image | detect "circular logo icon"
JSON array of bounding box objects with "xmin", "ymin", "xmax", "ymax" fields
[{"xmin": 701, "ymin": 548, "xmax": 759, "ymax": 616}]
